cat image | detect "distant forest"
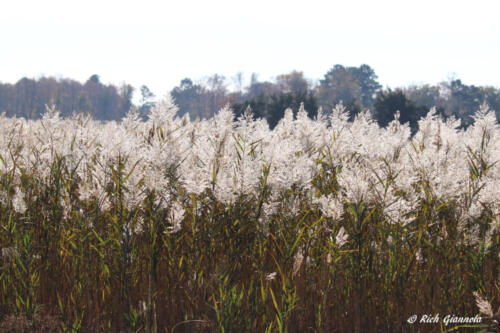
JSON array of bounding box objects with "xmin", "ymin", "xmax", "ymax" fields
[{"xmin": 1, "ymin": 65, "xmax": 500, "ymax": 131}]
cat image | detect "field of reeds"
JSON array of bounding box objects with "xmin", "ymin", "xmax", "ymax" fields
[{"xmin": 0, "ymin": 99, "xmax": 499, "ymax": 332}]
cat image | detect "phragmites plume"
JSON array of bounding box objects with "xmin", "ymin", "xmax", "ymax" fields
[
  {"xmin": 473, "ymin": 291, "xmax": 494, "ymax": 318},
  {"xmin": 265, "ymin": 272, "xmax": 277, "ymax": 281},
  {"xmin": 292, "ymin": 252, "xmax": 304, "ymax": 277},
  {"xmin": 335, "ymin": 226, "xmax": 349, "ymax": 248}
]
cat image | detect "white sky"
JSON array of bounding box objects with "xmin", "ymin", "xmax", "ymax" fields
[{"xmin": 1, "ymin": 0, "xmax": 499, "ymax": 100}]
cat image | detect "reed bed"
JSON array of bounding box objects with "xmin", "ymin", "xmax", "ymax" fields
[{"xmin": 0, "ymin": 100, "xmax": 499, "ymax": 332}]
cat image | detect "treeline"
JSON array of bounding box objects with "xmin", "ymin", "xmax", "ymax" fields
[
  {"xmin": 2, "ymin": 66, "xmax": 500, "ymax": 130},
  {"xmin": 0, "ymin": 75, "xmax": 133, "ymax": 120},
  {"xmin": 173, "ymin": 67, "xmax": 500, "ymax": 131}
]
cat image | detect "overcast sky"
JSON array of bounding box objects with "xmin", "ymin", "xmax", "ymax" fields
[{"xmin": 1, "ymin": 0, "xmax": 499, "ymax": 99}]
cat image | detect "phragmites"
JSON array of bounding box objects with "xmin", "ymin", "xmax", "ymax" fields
[
  {"xmin": 1, "ymin": 98, "xmax": 499, "ymax": 332},
  {"xmin": 335, "ymin": 227, "xmax": 349, "ymax": 248},
  {"xmin": 265, "ymin": 272, "xmax": 277, "ymax": 281},
  {"xmin": 0, "ymin": 98, "xmax": 499, "ymax": 241},
  {"xmin": 473, "ymin": 291, "xmax": 494, "ymax": 318}
]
